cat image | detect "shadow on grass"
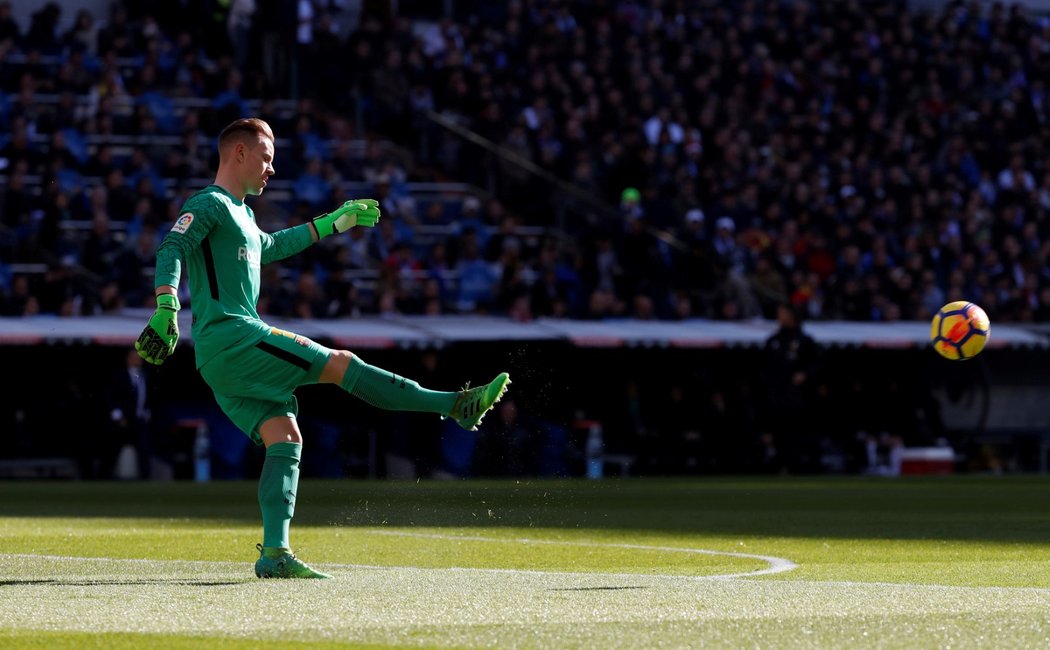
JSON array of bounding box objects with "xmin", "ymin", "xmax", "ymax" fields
[{"xmin": 2, "ymin": 477, "xmax": 1050, "ymax": 543}]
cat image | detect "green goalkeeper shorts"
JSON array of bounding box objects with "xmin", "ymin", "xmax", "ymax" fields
[{"xmin": 199, "ymin": 326, "xmax": 331, "ymax": 444}]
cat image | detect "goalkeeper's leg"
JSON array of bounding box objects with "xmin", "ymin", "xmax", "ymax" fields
[
  {"xmin": 320, "ymin": 350, "xmax": 510, "ymax": 431},
  {"xmin": 254, "ymin": 416, "xmax": 330, "ymax": 579}
]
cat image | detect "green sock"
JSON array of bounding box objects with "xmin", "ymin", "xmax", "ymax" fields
[
  {"xmin": 259, "ymin": 442, "xmax": 301, "ymax": 550},
  {"xmin": 341, "ymin": 355, "xmax": 456, "ymax": 415}
]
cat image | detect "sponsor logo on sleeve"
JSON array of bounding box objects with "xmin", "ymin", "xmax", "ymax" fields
[
  {"xmin": 271, "ymin": 328, "xmax": 310, "ymax": 346},
  {"xmin": 171, "ymin": 213, "xmax": 194, "ymax": 234}
]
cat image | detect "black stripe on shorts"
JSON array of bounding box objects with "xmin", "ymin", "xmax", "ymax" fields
[{"xmin": 256, "ymin": 340, "xmax": 311, "ymax": 370}]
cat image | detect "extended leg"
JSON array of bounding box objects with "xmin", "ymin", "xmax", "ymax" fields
[{"xmin": 321, "ymin": 351, "xmax": 511, "ymax": 431}]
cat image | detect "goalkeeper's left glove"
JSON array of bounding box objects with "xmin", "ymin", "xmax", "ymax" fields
[{"xmin": 312, "ymin": 199, "xmax": 381, "ymax": 239}]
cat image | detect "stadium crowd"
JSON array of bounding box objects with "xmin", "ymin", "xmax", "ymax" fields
[{"xmin": 0, "ymin": 0, "xmax": 1049, "ymax": 325}]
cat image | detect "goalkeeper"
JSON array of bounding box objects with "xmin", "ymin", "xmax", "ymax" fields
[{"xmin": 135, "ymin": 118, "xmax": 510, "ymax": 579}]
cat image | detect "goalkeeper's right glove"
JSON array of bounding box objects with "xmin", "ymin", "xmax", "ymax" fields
[
  {"xmin": 311, "ymin": 199, "xmax": 381, "ymax": 239},
  {"xmin": 135, "ymin": 293, "xmax": 180, "ymax": 365}
]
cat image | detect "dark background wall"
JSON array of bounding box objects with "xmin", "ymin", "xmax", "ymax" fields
[{"xmin": 4, "ymin": 340, "xmax": 1048, "ymax": 479}]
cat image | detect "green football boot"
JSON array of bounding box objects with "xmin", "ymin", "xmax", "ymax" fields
[
  {"xmin": 254, "ymin": 544, "xmax": 332, "ymax": 579},
  {"xmin": 446, "ymin": 372, "xmax": 511, "ymax": 431}
]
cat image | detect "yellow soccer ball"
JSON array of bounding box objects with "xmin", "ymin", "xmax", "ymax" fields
[{"xmin": 930, "ymin": 301, "xmax": 991, "ymax": 360}]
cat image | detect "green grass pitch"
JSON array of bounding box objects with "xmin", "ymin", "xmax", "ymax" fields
[{"xmin": 2, "ymin": 477, "xmax": 1050, "ymax": 648}]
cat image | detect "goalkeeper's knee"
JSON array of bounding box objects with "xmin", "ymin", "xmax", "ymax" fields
[{"xmin": 320, "ymin": 349, "xmax": 353, "ymax": 385}]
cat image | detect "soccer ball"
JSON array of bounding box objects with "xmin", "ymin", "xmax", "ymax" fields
[{"xmin": 930, "ymin": 301, "xmax": 991, "ymax": 360}]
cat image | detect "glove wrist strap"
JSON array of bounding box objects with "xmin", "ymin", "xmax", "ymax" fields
[
  {"xmin": 312, "ymin": 213, "xmax": 334, "ymax": 239},
  {"xmin": 156, "ymin": 293, "xmax": 180, "ymax": 311}
]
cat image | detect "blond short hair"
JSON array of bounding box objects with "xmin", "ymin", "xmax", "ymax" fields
[{"xmin": 218, "ymin": 118, "xmax": 274, "ymax": 154}]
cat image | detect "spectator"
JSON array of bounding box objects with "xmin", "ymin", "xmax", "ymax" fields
[
  {"xmin": 0, "ymin": 274, "xmax": 38, "ymax": 316},
  {"xmin": 79, "ymin": 213, "xmax": 123, "ymax": 280},
  {"xmin": 293, "ymin": 157, "xmax": 333, "ymax": 208},
  {"xmin": 454, "ymin": 229, "xmax": 497, "ymax": 313},
  {"xmin": 115, "ymin": 225, "xmax": 161, "ymax": 308},
  {"xmin": 26, "ymin": 2, "xmax": 62, "ymax": 55},
  {"xmin": 228, "ymin": 0, "xmax": 255, "ymax": 69},
  {"xmin": 0, "ymin": 2, "xmax": 20, "ymax": 45},
  {"xmin": 63, "ymin": 9, "xmax": 99, "ymax": 55}
]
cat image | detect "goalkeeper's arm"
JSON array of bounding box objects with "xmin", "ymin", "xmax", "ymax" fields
[{"xmin": 259, "ymin": 199, "xmax": 382, "ymax": 264}]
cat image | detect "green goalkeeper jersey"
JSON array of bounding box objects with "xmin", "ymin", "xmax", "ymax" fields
[{"xmin": 154, "ymin": 184, "xmax": 314, "ymax": 369}]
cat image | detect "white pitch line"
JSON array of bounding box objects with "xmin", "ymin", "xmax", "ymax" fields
[
  {"xmin": 365, "ymin": 530, "xmax": 798, "ymax": 579},
  {"xmin": 0, "ymin": 553, "xmax": 252, "ymax": 567},
  {"xmin": 0, "ymin": 533, "xmax": 799, "ymax": 581},
  {"xmin": 785, "ymin": 578, "xmax": 1050, "ymax": 594},
  {"xmin": 12, "ymin": 546, "xmax": 1050, "ymax": 596},
  {"xmin": 1, "ymin": 531, "xmax": 797, "ymax": 583},
  {"xmin": 6, "ymin": 551, "xmax": 1050, "ymax": 593}
]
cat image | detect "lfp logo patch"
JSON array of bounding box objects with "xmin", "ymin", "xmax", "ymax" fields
[{"xmin": 171, "ymin": 213, "xmax": 194, "ymax": 234}]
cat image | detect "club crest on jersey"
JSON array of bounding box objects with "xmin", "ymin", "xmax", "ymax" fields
[{"xmin": 171, "ymin": 213, "xmax": 194, "ymax": 234}]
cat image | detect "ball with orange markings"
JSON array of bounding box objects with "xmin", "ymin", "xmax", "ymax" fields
[{"xmin": 930, "ymin": 301, "xmax": 991, "ymax": 360}]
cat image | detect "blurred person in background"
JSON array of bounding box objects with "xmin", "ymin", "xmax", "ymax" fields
[
  {"xmin": 104, "ymin": 348, "xmax": 155, "ymax": 480},
  {"xmin": 760, "ymin": 303, "xmax": 823, "ymax": 474}
]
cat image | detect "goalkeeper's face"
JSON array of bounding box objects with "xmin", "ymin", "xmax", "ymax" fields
[{"xmin": 243, "ymin": 136, "xmax": 275, "ymax": 197}]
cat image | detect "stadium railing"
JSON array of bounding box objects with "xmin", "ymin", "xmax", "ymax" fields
[{"xmin": 0, "ymin": 313, "xmax": 1046, "ymax": 350}]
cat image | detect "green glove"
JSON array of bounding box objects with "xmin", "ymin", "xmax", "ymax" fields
[
  {"xmin": 135, "ymin": 293, "xmax": 180, "ymax": 365},
  {"xmin": 311, "ymin": 199, "xmax": 381, "ymax": 239}
]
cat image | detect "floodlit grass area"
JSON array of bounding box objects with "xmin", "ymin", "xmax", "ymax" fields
[{"xmin": 2, "ymin": 477, "xmax": 1050, "ymax": 648}]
